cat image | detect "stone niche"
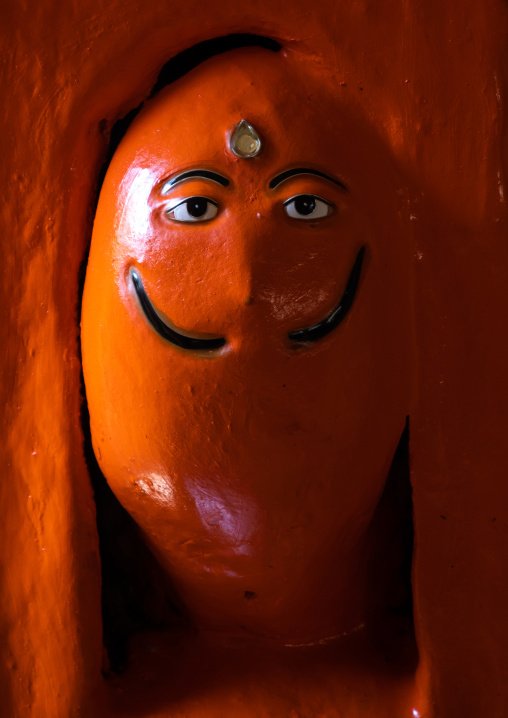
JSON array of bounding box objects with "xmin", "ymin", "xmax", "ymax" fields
[{"xmin": 1, "ymin": 5, "xmax": 508, "ymax": 718}]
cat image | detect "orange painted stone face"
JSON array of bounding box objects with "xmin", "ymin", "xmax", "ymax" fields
[{"xmin": 82, "ymin": 48, "xmax": 412, "ymax": 642}]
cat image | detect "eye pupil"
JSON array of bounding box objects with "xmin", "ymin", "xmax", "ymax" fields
[
  {"xmin": 187, "ymin": 198, "xmax": 208, "ymax": 217},
  {"xmin": 294, "ymin": 195, "xmax": 316, "ymax": 215}
]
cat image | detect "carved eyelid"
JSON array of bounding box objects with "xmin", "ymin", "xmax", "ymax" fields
[
  {"xmin": 165, "ymin": 197, "xmax": 219, "ymax": 211},
  {"xmin": 282, "ymin": 194, "xmax": 333, "ymax": 207}
]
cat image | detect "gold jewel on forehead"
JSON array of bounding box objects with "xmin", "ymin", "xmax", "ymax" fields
[{"xmin": 229, "ymin": 120, "xmax": 261, "ymax": 158}]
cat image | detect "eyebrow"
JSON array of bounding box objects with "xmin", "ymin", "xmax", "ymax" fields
[
  {"xmin": 269, "ymin": 168, "xmax": 347, "ymax": 191},
  {"xmin": 162, "ymin": 170, "xmax": 230, "ymax": 193}
]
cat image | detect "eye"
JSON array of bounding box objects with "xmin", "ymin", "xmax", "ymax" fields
[
  {"xmin": 283, "ymin": 194, "xmax": 333, "ymax": 220},
  {"xmin": 165, "ymin": 197, "xmax": 219, "ymax": 223}
]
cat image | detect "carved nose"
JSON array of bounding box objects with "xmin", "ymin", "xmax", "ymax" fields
[{"xmin": 130, "ymin": 247, "xmax": 365, "ymax": 352}]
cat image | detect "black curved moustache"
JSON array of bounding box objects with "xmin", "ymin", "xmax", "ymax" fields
[
  {"xmin": 131, "ymin": 246, "xmax": 365, "ymax": 351},
  {"xmin": 288, "ymin": 246, "xmax": 365, "ymax": 343},
  {"xmin": 130, "ymin": 268, "xmax": 226, "ymax": 351}
]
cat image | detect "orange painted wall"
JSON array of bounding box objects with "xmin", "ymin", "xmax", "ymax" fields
[{"xmin": 1, "ymin": 1, "xmax": 508, "ymax": 716}]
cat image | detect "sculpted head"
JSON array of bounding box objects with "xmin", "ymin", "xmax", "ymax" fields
[{"xmin": 81, "ymin": 48, "xmax": 412, "ymax": 642}]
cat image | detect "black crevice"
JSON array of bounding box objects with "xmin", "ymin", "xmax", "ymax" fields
[
  {"xmin": 367, "ymin": 418, "xmax": 418, "ymax": 672},
  {"xmin": 79, "ymin": 385, "xmax": 187, "ymax": 675},
  {"xmin": 150, "ymin": 33, "xmax": 281, "ymax": 97}
]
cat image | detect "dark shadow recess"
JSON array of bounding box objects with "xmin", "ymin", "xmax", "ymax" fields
[{"xmin": 367, "ymin": 418, "xmax": 418, "ymax": 672}]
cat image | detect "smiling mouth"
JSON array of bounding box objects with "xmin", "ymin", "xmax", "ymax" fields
[{"xmin": 130, "ymin": 246, "xmax": 365, "ymax": 352}]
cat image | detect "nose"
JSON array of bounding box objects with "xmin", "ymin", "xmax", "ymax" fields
[{"xmin": 130, "ymin": 212, "xmax": 365, "ymax": 353}]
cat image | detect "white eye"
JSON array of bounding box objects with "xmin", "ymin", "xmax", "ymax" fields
[
  {"xmin": 165, "ymin": 197, "xmax": 219, "ymax": 223},
  {"xmin": 283, "ymin": 194, "xmax": 333, "ymax": 220}
]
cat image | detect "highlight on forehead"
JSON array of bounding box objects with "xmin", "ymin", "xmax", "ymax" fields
[
  {"xmin": 269, "ymin": 168, "xmax": 347, "ymax": 191},
  {"xmin": 162, "ymin": 169, "xmax": 230, "ymax": 193}
]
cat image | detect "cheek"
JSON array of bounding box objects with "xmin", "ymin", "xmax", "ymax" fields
[{"xmin": 123, "ymin": 216, "xmax": 253, "ymax": 334}]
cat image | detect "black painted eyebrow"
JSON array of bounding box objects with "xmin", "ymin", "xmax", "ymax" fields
[
  {"xmin": 269, "ymin": 168, "xmax": 347, "ymax": 191},
  {"xmin": 162, "ymin": 170, "xmax": 230, "ymax": 192}
]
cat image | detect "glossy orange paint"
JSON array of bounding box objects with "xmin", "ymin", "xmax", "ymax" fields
[
  {"xmin": 82, "ymin": 48, "xmax": 413, "ymax": 643},
  {"xmin": 2, "ymin": 0, "xmax": 508, "ymax": 716}
]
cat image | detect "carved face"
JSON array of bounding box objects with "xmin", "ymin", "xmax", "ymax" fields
[{"xmin": 81, "ymin": 49, "xmax": 412, "ymax": 642}]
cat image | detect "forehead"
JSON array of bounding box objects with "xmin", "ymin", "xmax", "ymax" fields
[{"xmin": 113, "ymin": 49, "xmax": 352, "ymax": 179}]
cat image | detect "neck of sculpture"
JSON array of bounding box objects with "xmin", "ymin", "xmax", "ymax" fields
[{"xmin": 144, "ymin": 512, "xmax": 400, "ymax": 646}]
